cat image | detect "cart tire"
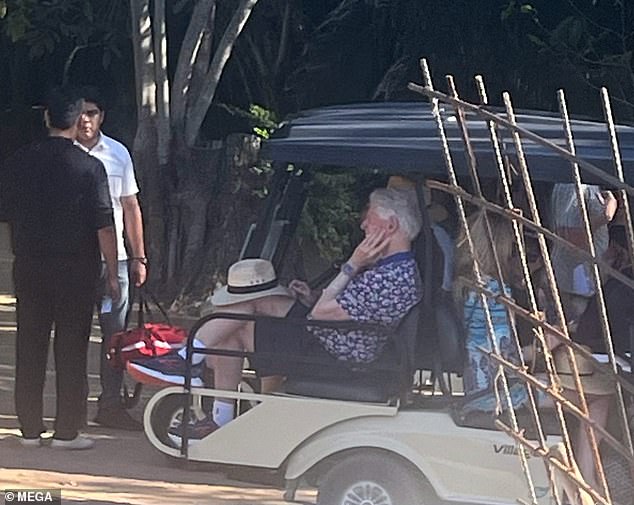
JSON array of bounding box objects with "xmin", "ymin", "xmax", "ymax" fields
[
  {"xmin": 148, "ymin": 393, "xmax": 210, "ymax": 447},
  {"xmin": 317, "ymin": 452, "xmax": 427, "ymax": 505}
]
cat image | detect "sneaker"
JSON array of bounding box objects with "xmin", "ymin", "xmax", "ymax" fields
[
  {"xmin": 19, "ymin": 436, "xmax": 42, "ymax": 448},
  {"xmin": 51, "ymin": 435, "xmax": 94, "ymax": 450},
  {"xmin": 168, "ymin": 417, "xmax": 219, "ymax": 446},
  {"xmin": 126, "ymin": 353, "xmax": 204, "ymax": 387},
  {"xmin": 94, "ymin": 407, "xmax": 142, "ymax": 431}
]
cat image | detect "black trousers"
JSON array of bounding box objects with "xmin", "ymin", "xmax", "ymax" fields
[{"xmin": 14, "ymin": 255, "xmax": 98, "ymax": 440}]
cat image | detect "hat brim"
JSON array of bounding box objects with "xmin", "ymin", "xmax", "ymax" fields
[
  {"xmin": 559, "ymin": 373, "xmax": 615, "ymax": 396},
  {"xmin": 211, "ymin": 284, "xmax": 295, "ymax": 307}
]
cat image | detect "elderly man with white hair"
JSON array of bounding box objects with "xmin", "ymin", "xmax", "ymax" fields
[{"xmin": 129, "ymin": 187, "xmax": 423, "ymax": 439}]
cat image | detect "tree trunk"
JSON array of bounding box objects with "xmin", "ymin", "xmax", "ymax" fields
[
  {"xmin": 130, "ymin": 0, "xmax": 164, "ymax": 280},
  {"xmin": 185, "ymin": 0, "xmax": 260, "ymax": 147},
  {"xmin": 153, "ymin": 0, "xmax": 170, "ymax": 165},
  {"xmin": 130, "ymin": 0, "xmax": 157, "ymax": 159},
  {"xmin": 129, "ymin": 0, "xmax": 262, "ymax": 296},
  {"xmin": 170, "ymin": 0, "xmax": 216, "ymax": 137},
  {"xmin": 188, "ymin": 2, "xmax": 216, "ymax": 115},
  {"xmin": 169, "ymin": 134, "xmax": 265, "ymax": 309}
]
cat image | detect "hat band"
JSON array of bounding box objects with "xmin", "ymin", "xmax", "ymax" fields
[
  {"xmin": 227, "ymin": 278, "xmax": 279, "ymax": 295},
  {"xmin": 558, "ymin": 372, "xmax": 593, "ymax": 377}
]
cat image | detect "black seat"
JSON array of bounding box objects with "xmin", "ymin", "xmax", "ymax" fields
[
  {"xmin": 412, "ymin": 209, "xmax": 465, "ymax": 392},
  {"xmin": 414, "ymin": 295, "xmax": 465, "ymax": 393},
  {"xmin": 283, "ymin": 303, "xmax": 422, "ymax": 403}
]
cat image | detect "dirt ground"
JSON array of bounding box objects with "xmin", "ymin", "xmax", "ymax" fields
[{"xmin": 0, "ymin": 289, "xmax": 316, "ymax": 505}]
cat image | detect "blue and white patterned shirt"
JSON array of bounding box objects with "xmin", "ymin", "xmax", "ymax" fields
[{"xmin": 313, "ymin": 251, "xmax": 422, "ymax": 363}]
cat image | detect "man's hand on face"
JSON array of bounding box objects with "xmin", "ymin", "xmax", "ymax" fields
[{"xmin": 349, "ymin": 229, "xmax": 391, "ymax": 269}]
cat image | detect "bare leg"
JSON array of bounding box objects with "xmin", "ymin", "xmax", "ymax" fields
[
  {"xmin": 195, "ymin": 320, "xmax": 256, "ymax": 425},
  {"xmin": 574, "ymin": 394, "xmax": 610, "ymax": 489},
  {"xmin": 199, "ymin": 320, "xmax": 255, "ymax": 394},
  {"xmin": 192, "ymin": 296, "xmax": 295, "ymax": 423}
]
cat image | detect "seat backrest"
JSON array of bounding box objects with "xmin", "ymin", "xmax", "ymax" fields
[
  {"xmin": 434, "ymin": 298, "xmax": 465, "ymax": 372},
  {"xmin": 393, "ymin": 302, "xmax": 423, "ymax": 379},
  {"xmin": 413, "ymin": 223, "xmax": 465, "ymax": 377}
]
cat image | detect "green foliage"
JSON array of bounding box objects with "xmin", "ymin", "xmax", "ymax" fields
[
  {"xmin": 0, "ymin": 0, "xmax": 126, "ymax": 61},
  {"xmin": 298, "ymin": 170, "xmax": 385, "ymax": 261},
  {"xmin": 249, "ymin": 104, "xmax": 278, "ymax": 139},
  {"xmin": 502, "ymin": 0, "xmax": 634, "ymax": 117},
  {"xmin": 216, "ymin": 102, "xmax": 279, "ymax": 139},
  {"xmin": 501, "ymin": 1, "xmax": 537, "ymax": 21}
]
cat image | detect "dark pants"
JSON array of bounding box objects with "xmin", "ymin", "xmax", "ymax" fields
[
  {"xmin": 14, "ymin": 255, "xmax": 98, "ymax": 440},
  {"xmin": 97, "ymin": 260, "xmax": 130, "ymax": 410}
]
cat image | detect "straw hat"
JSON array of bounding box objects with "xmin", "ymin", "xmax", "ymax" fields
[
  {"xmin": 554, "ymin": 345, "xmax": 615, "ymax": 396},
  {"xmin": 211, "ymin": 259, "xmax": 294, "ymax": 306}
]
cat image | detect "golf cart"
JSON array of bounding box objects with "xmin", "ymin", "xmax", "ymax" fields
[{"xmin": 142, "ymin": 97, "xmax": 634, "ymax": 505}]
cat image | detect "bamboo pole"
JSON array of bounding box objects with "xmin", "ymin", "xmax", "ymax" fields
[
  {"xmin": 407, "ymin": 82, "xmax": 634, "ymax": 198},
  {"xmin": 420, "ymin": 58, "xmax": 539, "ymax": 505}
]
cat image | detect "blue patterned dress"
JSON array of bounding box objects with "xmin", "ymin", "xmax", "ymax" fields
[{"xmin": 463, "ymin": 277, "xmax": 518, "ymax": 393}]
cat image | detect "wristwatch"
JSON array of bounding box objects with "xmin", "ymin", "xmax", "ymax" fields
[{"xmin": 341, "ymin": 262, "xmax": 356, "ymax": 276}]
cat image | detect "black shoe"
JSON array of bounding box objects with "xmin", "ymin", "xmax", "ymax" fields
[
  {"xmin": 168, "ymin": 416, "xmax": 220, "ymax": 446},
  {"xmin": 93, "ymin": 407, "xmax": 143, "ymax": 431}
]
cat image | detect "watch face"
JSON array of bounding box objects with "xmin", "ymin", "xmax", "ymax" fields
[{"xmin": 342, "ymin": 263, "xmax": 355, "ymax": 276}]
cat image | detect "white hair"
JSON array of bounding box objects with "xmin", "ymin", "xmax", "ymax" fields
[{"xmin": 369, "ymin": 187, "xmax": 422, "ymax": 240}]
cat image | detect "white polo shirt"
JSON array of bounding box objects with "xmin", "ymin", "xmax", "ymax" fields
[{"xmin": 77, "ymin": 133, "xmax": 139, "ymax": 260}]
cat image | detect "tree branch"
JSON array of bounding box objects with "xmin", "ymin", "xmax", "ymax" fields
[
  {"xmin": 273, "ymin": 0, "xmax": 291, "ymax": 76},
  {"xmin": 129, "ymin": 0, "xmax": 157, "ymax": 156},
  {"xmin": 185, "ymin": 0, "xmax": 260, "ymax": 147},
  {"xmin": 153, "ymin": 0, "xmax": 170, "ymax": 164},
  {"xmin": 171, "ymin": 0, "xmax": 215, "ymax": 133},
  {"xmin": 188, "ymin": 0, "xmax": 216, "ymax": 110}
]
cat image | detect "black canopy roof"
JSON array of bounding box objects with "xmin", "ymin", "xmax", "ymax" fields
[{"xmin": 262, "ymin": 102, "xmax": 634, "ymax": 185}]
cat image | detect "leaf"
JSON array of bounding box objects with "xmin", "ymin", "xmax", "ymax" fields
[
  {"xmin": 6, "ymin": 15, "xmax": 29, "ymax": 43},
  {"xmin": 29, "ymin": 43, "xmax": 44, "ymax": 59},
  {"xmin": 43, "ymin": 33, "xmax": 55, "ymax": 53},
  {"xmin": 569, "ymin": 16, "xmax": 586, "ymax": 47},
  {"xmin": 59, "ymin": 22, "xmax": 71, "ymax": 37},
  {"xmin": 82, "ymin": 1, "xmax": 92, "ymax": 22},
  {"xmin": 110, "ymin": 45, "xmax": 122, "ymax": 58},
  {"xmin": 527, "ymin": 33, "xmax": 546, "ymax": 48}
]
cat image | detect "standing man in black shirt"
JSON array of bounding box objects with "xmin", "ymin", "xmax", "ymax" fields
[{"xmin": 0, "ymin": 87, "xmax": 119, "ymax": 450}]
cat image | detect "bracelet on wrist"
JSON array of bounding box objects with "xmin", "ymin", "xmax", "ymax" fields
[{"xmin": 130, "ymin": 257, "xmax": 148, "ymax": 266}]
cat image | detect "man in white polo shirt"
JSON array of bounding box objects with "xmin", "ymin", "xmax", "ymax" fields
[{"xmin": 76, "ymin": 87, "xmax": 147, "ymax": 430}]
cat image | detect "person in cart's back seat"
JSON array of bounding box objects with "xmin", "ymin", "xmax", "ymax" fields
[{"xmin": 128, "ymin": 188, "xmax": 422, "ymax": 439}]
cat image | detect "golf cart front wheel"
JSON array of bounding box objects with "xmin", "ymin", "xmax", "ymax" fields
[{"xmin": 317, "ymin": 452, "xmax": 426, "ymax": 505}]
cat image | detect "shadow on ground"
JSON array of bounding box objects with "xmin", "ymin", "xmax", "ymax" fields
[{"xmin": 0, "ymin": 294, "xmax": 315, "ymax": 505}]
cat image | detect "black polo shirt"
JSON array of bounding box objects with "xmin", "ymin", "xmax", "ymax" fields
[{"xmin": 0, "ymin": 136, "xmax": 113, "ymax": 259}]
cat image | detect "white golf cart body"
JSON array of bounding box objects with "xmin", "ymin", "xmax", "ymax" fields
[
  {"xmin": 143, "ymin": 101, "xmax": 634, "ymax": 505},
  {"xmin": 145, "ymin": 387, "xmax": 555, "ymax": 504}
]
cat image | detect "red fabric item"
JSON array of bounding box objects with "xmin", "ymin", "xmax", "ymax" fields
[{"xmin": 106, "ymin": 323, "xmax": 187, "ymax": 369}]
